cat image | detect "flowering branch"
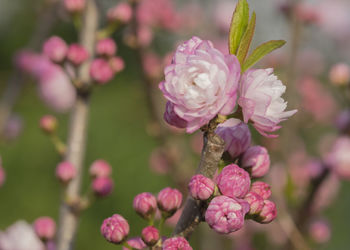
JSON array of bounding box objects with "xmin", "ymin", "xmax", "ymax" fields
[{"xmin": 56, "ymin": 1, "xmax": 99, "ymax": 250}]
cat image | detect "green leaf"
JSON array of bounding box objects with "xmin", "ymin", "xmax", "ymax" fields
[
  {"xmin": 236, "ymin": 11, "xmax": 256, "ymax": 65},
  {"xmin": 242, "ymin": 40, "xmax": 286, "ymax": 72},
  {"xmin": 229, "ymin": 0, "xmax": 250, "ymax": 55}
]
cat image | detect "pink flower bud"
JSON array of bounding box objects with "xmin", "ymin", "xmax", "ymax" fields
[
  {"xmin": 162, "ymin": 237, "xmax": 192, "ymax": 250},
  {"xmin": 101, "ymin": 214, "xmax": 129, "ymax": 244},
  {"xmin": 90, "ymin": 58, "xmax": 115, "ymax": 84},
  {"xmin": 188, "ymin": 174, "xmax": 215, "ymax": 200},
  {"xmin": 250, "ymin": 181, "xmax": 271, "ymax": 200},
  {"xmin": 241, "ymin": 146, "xmax": 270, "ymax": 178},
  {"xmin": 243, "ymin": 191, "xmax": 264, "ymax": 215},
  {"xmin": 43, "ymin": 36, "xmax": 68, "ymax": 63},
  {"xmin": 0, "ymin": 164, "xmax": 6, "ymax": 188},
  {"xmin": 67, "ymin": 44, "xmax": 89, "ymax": 65},
  {"xmin": 109, "ymin": 56, "xmax": 125, "ymax": 73},
  {"xmin": 255, "ymin": 200, "xmax": 277, "ymax": 224},
  {"xmin": 96, "ymin": 38, "xmax": 117, "ymax": 57},
  {"xmin": 329, "ymin": 63, "xmax": 350, "ymax": 86},
  {"xmin": 92, "ymin": 177, "xmax": 114, "ymax": 197},
  {"xmin": 141, "ymin": 226, "xmax": 159, "ymax": 246},
  {"xmin": 133, "ymin": 192, "xmax": 157, "ymax": 219},
  {"xmin": 107, "ymin": 3, "xmax": 133, "ymax": 23},
  {"xmin": 39, "ymin": 115, "xmax": 57, "ymax": 134},
  {"xmin": 33, "ymin": 217, "xmax": 56, "ymax": 241},
  {"xmin": 63, "ymin": 0, "xmax": 85, "ymax": 13},
  {"xmin": 205, "ymin": 196, "xmax": 248, "ymax": 234},
  {"xmin": 308, "ymin": 219, "xmax": 331, "ymax": 244},
  {"xmin": 55, "ymin": 161, "xmax": 76, "ymax": 183},
  {"xmin": 122, "ymin": 237, "xmax": 146, "ymax": 250},
  {"xmin": 216, "ymin": 118, "xmax": 251, "ymax": 159},
  {"xmin": 157, "ymin": 187, "xmax": 182, "ymax": 216},
  {"xmin": 164, "ymin": 101, "xmax": 187, "ymax": 129},
  {"xmin": 216, "ymin": 164, "xmax": 251, "ymax": 198},
  {"xmin": 89, "ymin": 159, "xmax": 112, "ymax": 178}
]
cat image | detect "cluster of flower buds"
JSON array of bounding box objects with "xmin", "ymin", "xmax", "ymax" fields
[
  {"xmin": 101, "ymin": 187, "xmax": 193, "ymax": 249},
  {"xmin": 89, "ymin": 159, "xmax": 114, "ymax": 197}
]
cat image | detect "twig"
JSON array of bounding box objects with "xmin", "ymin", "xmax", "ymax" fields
[
  {"xmin": 55, "ymin": 1, "xmax": 99, "ymax": 250},
  {"xmin": 173, "ymin": 123, "xmax": 225, "ymax": 238}
]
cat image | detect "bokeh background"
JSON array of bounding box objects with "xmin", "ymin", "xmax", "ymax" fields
[{"xmin": 1, "ymin": 0, "xmax": 350, "ymax": 249}]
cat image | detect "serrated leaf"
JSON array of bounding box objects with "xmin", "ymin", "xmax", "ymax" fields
[
  {"xmin": 229, "ymin": 0, "xmax": 250, "ymax": 55},
  {"xmin": 242, "ymin": 40, "xmax": 286, "ymax": 72},
  {"xmin": 236, "ymin": 12, "xmax": 256, "ymax": 65}
]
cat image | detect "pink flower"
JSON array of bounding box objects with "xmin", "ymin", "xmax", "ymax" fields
[
  {"xmin": 308, "ymin": 219, "xmax": 331, "ymax": 244},
  {"xmin": 90, "ymin": 58, "xmax": 115, "ymax": 84},
  {"xmin": 92, "ymin": 177, "xmax": 114, "ymax": 197},
  {"xmin": 67, "ymin": 44, "xmax": 89, "ymax": 65},
  {"xmin": 250, "ymin": 181, "xmax": 271, "ymax": 200},
  {"xmin": 42, "ymin": 36, "xmax": 68, "ymax": 63},
  {"xmin": 188, "ymin": 174, "xmax": 215, "ymax": 200},
  {"xmin": 96, "ymin": 38, "xmax": 117, "ymax": 57},
  {"xmin": 0, "ymin": 221, "xmax": 45, "ymax": 250},
  {"xmin": 109, "ymin": 56, "xmax": 125, "ymax": 73},
  {"xmin": 329, "ymin": 63, "xmax": 350, "ymax": 86},
  {"xmin": 243, "ymin": 191, "xmax": 264, "ymax": 215},
  {"xmin": 107, "ymin": 3, "xmax": 133, "ymax": 23},
  {"xmin": 216, "ymin": 164, "xmax": 251, "ymax": 198},
  {"xmin": 101, "ymin": 214, "xmax": 129, "ymax": 244},
  {"xmin": 162, "ymin": 236, "xmax": 192, "ymax": 250},
  {"xmin": 241, "ymin": 146, "xmax": 270, "ymax": 178},
  {"xmin": 159, "ymin": 36, "xmax": 240, "ymax": 133},
  {"xmin": 238, "ymin": 68, "xmax": 297, "ymax": 137},
  {"xmin": 141, "ymin": 226, "xmax": 159, "ymax": 246},
  {"xmin": 205, "ymin": 196, "xmax": 248, "ymax": 234},
  {"xmin": 216, "ymin": 118, "xmax": 251, "ymax": 159},
  {"xmin": 133, "ymin": 192, "xmax": 157, "ymax": 219},
  {"xmin": 89, "ymin": 159, "xmax": 112, "ymax": 178},
  {"xmin": 55, "ymin": 161, "xmax": 76, "ymax": 183},
  {"xmin": 123, "ymin": 237, "xmax": 146, "ymax": 250},
  {"xmin": 33, "ymin": 217, "xmax": 56, "ymax": 241},
  {"xmin": 326, "ymin": 136, "xmax": 350, "ymax": 179},
  {"xmin": 63, "ymin": 0, "xmax": 85, "ymax": 13},
  {"xmin": 255, "ymin": 200, "xmax": 277, "ymax": 224},
  {"xmin": 39, "ymin": 115, "xmax": 57, "ymax": 134},
  {"xmin": 157, "ymin": 187, "xmax": 182, "ymax": 216}
]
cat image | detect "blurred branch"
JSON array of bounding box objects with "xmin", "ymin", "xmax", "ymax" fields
[
  {"xmin": 0, "ymin": 0, "xmax": 60, "ymax": 138},
  {"xmin": 56, "ymin": 1, "xmax": 99, "ymax": 250}
]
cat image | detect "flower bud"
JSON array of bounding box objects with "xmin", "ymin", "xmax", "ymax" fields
[
  {"xmin": 162, "ymin": 237, "xmax": 193, "ymax": 250},
  {"xmin": 329, "ymin": 63, "xmax": 350, "ymax": 86},
  {"xmin": 0, "ymin": 164, "xmax": 6, "ymax": 188},
  {"xmin": 67, "ymin": 44, "xmax": 89, "ymax": 65},
  {"xmin": 188, "ymin": 174, "xmax": 215, "ymax": 200},
  {"xmin": 241, "ymin": 146, "xmax": 270, "ymax": 178},
  {"xmin": 101, "ymin": 214, "xmax": 129, "ymax": 244},
  {"xmin": 308, "ymin": 219, "xmax": 331, "ymax": 244},
  {"xmin": 164, "ymin": 101, "xmax": 187, "ymax": 129},
  {"xmin": 255, "ymin": 200, "xmax": 277, "ymax": 224},
  {"xmin": 141, "ymin": 226, "xmax": 159, "ymax": 246},
  {"xmin": 90, "ymin": 58, "xmax": 115, "ymax": 84},
  {"xmin": 55, "ymin": 161, "xmax": 76, "ymax": 183},
  {"xmin": 96, "ymin": 38, "xmax": 117, "ymax": 57},
  {"xmin": 205, "ymin": 196, "xmax": 248, "ymax": 234},
  {"xmin": 216, "ymin": 164, "xmax": 251, "ymax": 198},
  {"xmin": 243, "ymin": 191, "xmax": 264, "ymax": 216},
  {"xmin": 157, "ymin": 187, "xmax": 182, "ymax": 216},
  {"xmin": 39, "ymin": 115, "xmax": 57, "ymax": 134},
  {"xmin": 216, "ymin": 118, "xmax": 251, "ymax": 159},
  {"xmin": 122, "ymin": 237, "xmax": 146, "ymax": 250},
  {"xmin": 33, "ymin": 217, "xmax": 56, "ymax": 241},
  {"xmin": 89, "ymin": 159, "xmax": 112, "ymax": 178},
  {"xmin": 107, "ymin": 3, "xmax": 133, "ymax": 23},
  {"xmin": 250, "ymin": 181, "xmax": 271, "ymax": 199},
  {"xmin": 43, "ymin": 36, "xmax": 68, "ymax": 63},
  {"xmin": 92, "ymin": 177, "xmax": 114, "ymax": 197},
  {"xmin": 133, "ymin": 192, "xmax": 157, "ymax": 219},
  {"xmin": 109, "ymin": 56, "xmax": 125, "ymax": 73},
  {"xmin": 63, "ymin": 0, "xmax": 85, "ymax": 13}
]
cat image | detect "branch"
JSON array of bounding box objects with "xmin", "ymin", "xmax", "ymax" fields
[
  {"xmin": 173, "ymin": 127, "xmax": 225, "ymax": 238},
  {"xmin": 56, "ymin": 1, "xmax": 99, "ymax": 250}
]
